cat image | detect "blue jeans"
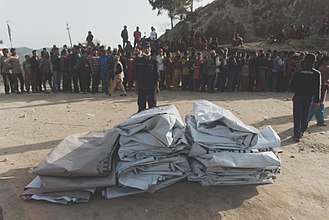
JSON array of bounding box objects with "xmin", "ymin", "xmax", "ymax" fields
[
  {"xmin": 100, "ymin": 70, "xmax": 109, "ymax": 93},
  {"xmin": 307, "ymin": 102, "xmax": 325, "ymax": 124},
  {"xmin": 53, "ymin": 71, "xmax": 62, "ymax": 92}
]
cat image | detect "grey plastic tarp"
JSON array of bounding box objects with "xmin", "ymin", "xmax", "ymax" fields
[
  {"xmin": 21, "ymin": 101, "xmax": 281, "ymax": 204},
  {"xmin": 21, "ymin": 129, "xmax": 119, "ymax": 204},
  {"xmin": 102, "ymin": 105, "xmax": 191, "ymax": 199},
  {"xmin": 186, "ymin": 101, "xmax": 281, "ymax": 186}
]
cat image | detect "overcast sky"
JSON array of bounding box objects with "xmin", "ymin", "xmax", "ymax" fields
[{"xmin": 0, "ymin": 0, "xmax": 213, "ymax": 49}]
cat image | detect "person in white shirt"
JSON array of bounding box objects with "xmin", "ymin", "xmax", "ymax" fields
[
  {"xmin": 150, "ymin": 26, "xmax": 157, "ymax": 41},
  {"xmin": 156, "ymin": 48, "xmax": 165, "ymax": 89}
]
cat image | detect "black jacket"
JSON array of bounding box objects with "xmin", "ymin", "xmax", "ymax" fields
[{"xmin": 289, "ymin": 66, "xmax": 321, "ymax": 102}]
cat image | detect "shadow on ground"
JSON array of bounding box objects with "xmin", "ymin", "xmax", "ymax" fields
[{"xmin": 1, "ymin": 166, "xmax": 260, "ymax": 220}]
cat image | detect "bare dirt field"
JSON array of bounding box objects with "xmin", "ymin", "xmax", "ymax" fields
[{"xmin": 0, "ymin": 91, "xmax": 328, "ymax": 220}]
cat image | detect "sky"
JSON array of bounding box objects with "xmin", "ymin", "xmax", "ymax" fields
[{"xmin": 0, "ymin": 0, "xmax": 214, "ymax": 49}]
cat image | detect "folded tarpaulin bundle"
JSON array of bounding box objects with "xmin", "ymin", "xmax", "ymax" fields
[
  {"xmin": 21, "ymin": 129, "xmax": 120, "ymax": 204},
  {"xmin": 21, "ymin": 176, "xmax": 95, "ymax": 205},
  {"xmin": 186, "ymin": 100, "xmax": 281, "ymax": 186},
  {"xmin": 103, "ymin": 105, "xmax": 191, "ymax": 199}
]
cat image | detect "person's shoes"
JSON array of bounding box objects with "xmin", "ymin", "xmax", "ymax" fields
[
  {"xmin": 316, "ymin": 123, "xmax": 327, "ymax": 126},
  {"xmin": 293, "ymin": 137, "xmax": 300, "ymax": 142},
  {"xmin": 120, "ymin": 93, "xmax": 127, "ymax": 96}
]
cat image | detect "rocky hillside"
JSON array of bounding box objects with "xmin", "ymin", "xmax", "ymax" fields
[{"xmin": 163, "ymin": 0, "xmax": 329, "ymax": 44}]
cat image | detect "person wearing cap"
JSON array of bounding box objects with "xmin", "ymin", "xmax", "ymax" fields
[
  {"xmin": 134, "ymin": 41, "xmax": 160, "ymax": 112},
  {"xmin": 289, "ymin": 53, "xmax": 321, "ymax": 142}
]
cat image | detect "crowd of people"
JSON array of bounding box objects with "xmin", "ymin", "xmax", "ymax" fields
[
  {"xmin": 1, "ymin": 23, "xmax": 328, "ymax": 141},
  {"xmin": 0, "ymin": 25, "xmax": 328, "ymax": 97}
]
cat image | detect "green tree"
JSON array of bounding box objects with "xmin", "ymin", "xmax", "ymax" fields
[{"xmin": 148, "ymin": 0, "xmax": 191, "ymax": 29}]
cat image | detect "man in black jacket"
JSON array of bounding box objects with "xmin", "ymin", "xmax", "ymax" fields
[
  {"xmin": 134, "ymin": 41, "xmax": 160, "ymax": 112},
  {"xmin": 289, "ymin": 53, "xmax": 321, "ymax": 142}
]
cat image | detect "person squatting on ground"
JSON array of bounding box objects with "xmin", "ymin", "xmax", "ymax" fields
[
  {"xmin": 134, "ymin": 41, "xmax": 160, "ymax": 112},
  {"xmin": 289, "ymin": 53, "xmax": 321, "ymax": 142}
]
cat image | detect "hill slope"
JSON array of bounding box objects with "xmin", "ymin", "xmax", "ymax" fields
[{"xmin": 163, "ymin": 0, "xmax": 329, "ymax": 44}]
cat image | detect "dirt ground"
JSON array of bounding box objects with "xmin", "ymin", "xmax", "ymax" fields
[{"xmin": 0, "ymin": 91, "xmax": 328, "ymax": 220}]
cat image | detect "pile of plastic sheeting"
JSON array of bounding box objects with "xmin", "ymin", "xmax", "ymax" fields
[
  {"xmin": 186, "ymin": 100, "xmax": 281, "ymax": 186},
  {"xmin": 21, "ymin": 101, "xmax": 282, "ymax": 204},
  {"xmin": 21, "ymin": 129, "xmax": 120, "ymax": 204},
  {"xmin": 102, "ymin": 105, "xmax": 191, "ymax": 199}
]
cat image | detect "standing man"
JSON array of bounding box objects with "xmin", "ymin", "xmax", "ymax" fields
[
  {"xmin": 307, "ymin": 55, "xmax": 329, "ymax": 126},
  {"xmin": 89, "ymin": 48, "xmax": 100, "ymax": 93},
  {"xmin": 86, "ymin": 31, "xmax": 94, "ymax": 46},
  {"xmin": 6, "ymin": 48, "xmax": 25, "ymax": 93},
  {"xmin": 109, "ymin": 54, "xmax": 127, "ymax": 97},
  {"xmin": 73, "ymin": 46, "xmax": 82, "ymax": 93},
  {"xmin": 121, "ymin": 25, "xmax": 129, "ymax": 48},
  {"xmin": 289, "ymin": 53, "xmax": 321, "ymax": 142},
  {"xmin": 134, "ymin": 41, "xmax": 160, "ymax": 112},
  {"xmin": 99, "ymin": 49, "xmax": 110, "ymax": 95},
  {"xmin": 150, "ymin": 26, "xmax": 157, "ymax": 41},
  {"xmin": 51, "ymin": 48, "xmax": 62, "ymax": 93},
  {"xmin": 0, "ymin": 48, "xmax": 12, "ymax": 94},
  {"xmin": 30, "ymin": 50, "xmax": 41, "ymax": 92},
  {"xmin": 133, "ymin": 27, "xmax": 142, "ymax": 48}
]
